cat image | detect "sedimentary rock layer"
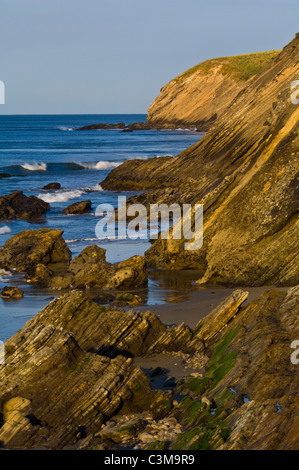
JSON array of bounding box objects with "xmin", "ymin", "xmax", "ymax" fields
[{"xmin": 101, "ymin": 35, "xmax": 299, "ymax": 286}]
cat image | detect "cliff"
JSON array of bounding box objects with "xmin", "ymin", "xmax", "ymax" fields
[
  {"xmin": 147, "ymin": 51, "xmax": 280, "ymax": 130},
  {"xmin": 101, "ymin": 35, "xmax": 299, "ymax": 286}
]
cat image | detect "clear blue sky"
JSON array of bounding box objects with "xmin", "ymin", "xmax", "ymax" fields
[{"xmin": 1, "ymin": 0, "xmax": 298, "ymax": 114}]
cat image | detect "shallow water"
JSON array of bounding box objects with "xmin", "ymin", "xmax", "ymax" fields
[{"xmin": 0, "ymin": 114, "xmax": 203, "ymax": 340}]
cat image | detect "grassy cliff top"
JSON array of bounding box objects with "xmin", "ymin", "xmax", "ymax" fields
[{"xmin": 176, "ymin": 50, "xmax": 281, "ymax": 82}]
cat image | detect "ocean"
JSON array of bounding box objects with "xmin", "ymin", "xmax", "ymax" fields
[{"xmin": 0, "ymin": 114, "xmax": 202, "ymax": 340}]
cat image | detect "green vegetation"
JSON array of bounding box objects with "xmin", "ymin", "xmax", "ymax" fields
[
  {"xmin": 171, "ymin": 403, "xmax": 231, "ymax": 450},
  {"xmin": 206, "ymin": 327, "xmax": 240, "ymax": 386},
  {"xmin": 176, "ymin": 50, "xmax": 280, "ymax": 83},
  {"xmin": 147, "ymin": 440, "xmax": 168, "ymax": 450}
]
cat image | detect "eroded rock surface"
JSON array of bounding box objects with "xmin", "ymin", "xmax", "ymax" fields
[
  {"xmin": 0, "ymin": 191, "xmax": 49, "ymax": 220},
  {"xmin": 62, "ymin": 200, "xmax": 92, "ymax": 215},
  {"xmin": 0, "ymin": 286, "xmax": 297, "ymax": 449},
  {"xmin": 101, "ymin": 35, "xmax": 299, "ymax": 287},
  {"xmin": 0, "ymin": 228, "xmax": 71, "ymax": 273}
]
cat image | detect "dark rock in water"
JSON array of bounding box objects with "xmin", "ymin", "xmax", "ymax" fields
[
  {"xmin": 0, "ymin": 286, "xmax": 24, "ymax": 300},
  {"xmin": 62, "ymin": 200, "xmax": 92, "ymax": 215},
  {"xmin": 42, "ymin": 182, "xmax": 61, "ymax": 190},
  {"xmin": 0, "ymin": 228, "xmax": 71, "ymax": 273},
  {"xmin": 0, "ymin": 191, "xmax": 49, "ymax": 220},
  {"xmin": 77, "ymin": 122, "xmax": 126, "ymax": 131},
  {"xmin": 0, "ymin": 173, "xmax": 11, "ymax": 179}
]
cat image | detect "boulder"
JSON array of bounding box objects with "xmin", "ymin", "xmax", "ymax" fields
[
  {"xmin": 62, "ymin": 200, "xmax": 92, "ymax": 215},
  {"xmin": 67, "ymin": 245, "xmax": 114, "ymax": 288},
  {"xmin": 0, "ymin": 191, "xmax": 49, "ymax": 220},
  {"xmin": 0, "ymin": 229, "xmax": 71, "ymax": 273},
  {"xmin": 0, "ymin": 286, "xmax": 24, "ymax": 300},
  {"xmin": 106, "ymin": 256, "xmax": 148, "ymax": 289},
  {"xmin": 42, "ymin": 182, "xmax": 61, "ymax": 190}
]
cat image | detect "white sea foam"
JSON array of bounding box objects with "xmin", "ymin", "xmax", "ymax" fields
[
  {"xmin": 0, "ymin": 226, "xmax": 11, "ymax": 235},
  {"xmin": 78, "ymin": 161, "xmax": 122, "ymax": 170},
  {"xmin": 84, "ymin": 183, "xmax": 103, "ymax": 192},
  {"xmin": 59, "ymin": 126, "xmax": 74, "ymax": 131},
  {"xmin": 21, "ymin": 162, "xmax": 47, "ymax": 171},
  {"xmin": 38, "ymin": 190, "xmax": 84, "ymax": 203}
]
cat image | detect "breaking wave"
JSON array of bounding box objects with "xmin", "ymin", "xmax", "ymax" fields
[
  {"xmin": 0, "ymin": 226, "xmax": 11, "ymax": 235},
  {"xmin": 38, "ymin": 190, "xmax": 84, "ymax": 203},
  {"xmin": 77, "ymin": 161, "xmax": 122, "ymax": 170},
  {"xmin": 21, "ymin": 162, "xmax": 47, "ymax": 171}
]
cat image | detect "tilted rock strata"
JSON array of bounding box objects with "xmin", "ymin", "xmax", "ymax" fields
[
  {"xmin": 147, "ymin": 51, "xmax": 280, "ymax": 130},
  {"xmin": 0, "ymin": 286, "xmax": 298, "ymax": 449},
  {"xmin": 102, "ymin": 35, "xmax": 299, "ymax": 286}
]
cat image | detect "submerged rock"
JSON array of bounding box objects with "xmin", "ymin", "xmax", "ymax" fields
[{"xmin": 0, "ymin": 191, "xmax": 49, "ymax": 220}]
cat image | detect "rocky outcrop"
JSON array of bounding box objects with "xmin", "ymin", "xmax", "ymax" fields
[
  {"xmin": 101, "ymin": 35, "xmax": 299, "ymax": 287},
  {"xmin": 147, "ymin": 51, "xmax": 280, "ymax": 130},
  {"xmin": 0, "ymin": 286, "xmax": 297, "ymax": 449},
  {"xmin": 105, "ymin": 256, "xmax": 148, "ymax": 289},
  {"xmin": 77, "ymin": 122, "xmax": 177, "ymax": 132},
  {"xmin": 0, "ymin": 231, "xmax": 148, "ymax": 291},
  {"xmin": 0, "ymin": 191, "xmax": 49, "ymax": 220},
  {"xmin": 48, "ymin": 246, "xmax": 148, "ymax": 290},
  {"xmin": 0, "ymin": 286, "xmax": 24, "ymax": 300},
  {"xmin": 42, "ymin": 182, "xmax": 61, "ymax": 190},
  {"xmin": 0, "ymin": 229, "xmax": 72, "ymax": 274},
  {"xmin": 62, "ymin": 200, "xmax": 92, "ymax": 214}
]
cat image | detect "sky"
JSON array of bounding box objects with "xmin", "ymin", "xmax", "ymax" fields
[{"xmin": 0, "ymin": 0, "xmax": 298, "ymax": 114}]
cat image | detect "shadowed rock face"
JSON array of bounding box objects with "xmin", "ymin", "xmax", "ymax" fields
[
  {"xmin": 101, "ymin": 36, "xmax": 299, "ymax": 286},
  {"xmin": 0, "ymin": 286, "xmax": 297, "ymax": 449},
  {"xmin": 0, "ymin": 191, "xmax": 49, "ymax": 220}
]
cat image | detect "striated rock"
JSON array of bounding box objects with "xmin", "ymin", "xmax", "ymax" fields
[
  {"xmin": 102, "ymin": 35, "xmax": 299, "ymax": 286},
  {"xmin": 62, "ymin": 200, "xmax": 92, "ymax": 215},
  {"xmin": 0, "ymin": 286, "xmax": 24, "ymax": 300},
  {"xmin": 0, "ymin": 327, "xmax": 165, "ymax": 449},
  {"xmin": 0, "ymin": 286, "xmax": 298, "ymax": 449},
  {"xmin": 42, "ymin": 182, "xmax": 61, "ymax": 190},
  {"xmin": 15, "ymin": 290, "xmax": 165, "ymax": 357},
  {"xmin": 191, "ymin": 289, "xmax": 249, "ymax": 345},
  {"xmin": 147, "ymin": 51, "xmax": 280, "ymax": 130},
  {"xmin": 0, "ymin": 229, "xmax": 72, "ymax": 273},
  {"xmin": 101, "ymin": 156, "xmax": 173, "ymax": 191},
  {"xmin": 0, "ymin": 191, "xmax": 49, "ymax": 221}
]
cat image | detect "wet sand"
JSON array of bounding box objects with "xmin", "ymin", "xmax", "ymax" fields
[{"xmin": 138, "ymin": 285, "xmax": 288, "ymax": 329}]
